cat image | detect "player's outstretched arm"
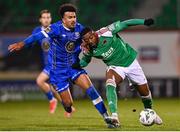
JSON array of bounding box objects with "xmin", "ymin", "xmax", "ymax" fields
[
  {"xmin": 8, "ymin": 31, "xmax": 47, "ymax": 52},
  {"xmin": 107, "ymin": 18, "xmax": 154, "ymax": 34},
  {"xmin": 121, "ymin": 18, "xmax": 154, "ymax": 28},
  {"xmin": 23, "ymin": 32, "xmax": 46, "ymax": 46}
]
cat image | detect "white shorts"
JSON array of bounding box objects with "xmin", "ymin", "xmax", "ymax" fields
[{"xmin": 107, "ymin": 59, "xmax": 147, "ymax": 85}]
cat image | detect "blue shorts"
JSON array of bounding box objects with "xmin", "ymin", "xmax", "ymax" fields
[
  {"xmin": 42, "ymin": 65, "xmax": 51, "ymax": 76},
  {"xmin": 50, "ymin": 68, "xmax": 87, "ymax": 93}
]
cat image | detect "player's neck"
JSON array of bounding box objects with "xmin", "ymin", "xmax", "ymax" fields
[
  {"xmin": 62, "ymin": 24, "xmax": 70, "ymax": 31},
  {"xmin": 62, "ymin": 24, "xmax": 75, "ymax": 32},
  {"xmin": 41, "ymin": 25, "xmax": 50, "ymax": 30}
]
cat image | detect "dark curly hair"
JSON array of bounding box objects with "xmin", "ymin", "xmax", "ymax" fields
[
  {"xmin": 59, "ymin": 3, "xmax": 77, "ymax": 18},
  {"xmin": 80, "ymin": 27, "xmax": 93, "ymax": 37}
]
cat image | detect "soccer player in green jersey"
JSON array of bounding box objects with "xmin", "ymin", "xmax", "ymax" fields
[{"xmin": 72, "ymin": 18, "xmax": 163, "ymax": 127}]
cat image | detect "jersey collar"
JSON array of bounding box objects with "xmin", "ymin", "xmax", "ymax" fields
[
  {"xmin": 41, "ymin": 25, "xmax": 51, "ymax": 31},
  {"xmin": 62, "ymin": 24, "xmax": 71, "ymax": 31}
]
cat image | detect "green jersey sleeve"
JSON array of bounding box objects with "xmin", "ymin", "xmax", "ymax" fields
[
  {"xmin": 107, "ymin": 19, "xmax": 145, "ymax": 34},
  {"xmin": 80, "ymin": 53, "xmax": 92, "ymax": 68}
]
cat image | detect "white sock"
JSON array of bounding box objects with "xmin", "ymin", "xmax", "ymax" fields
[{"xmin": 112, "ymin": 113, "xmax": 118, "ymax": 118}]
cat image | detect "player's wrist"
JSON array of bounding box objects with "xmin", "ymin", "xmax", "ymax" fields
[
  {"xmin": 23, "ymin": 39, "xmax": 29, "ymax": 46},
  {"xmin": 19, "ymin": 41, "xmax": 25, "ymax": 46},
  {"xmin": 144, "ymin": 18, "xmax": 154, "ymax": 26}
]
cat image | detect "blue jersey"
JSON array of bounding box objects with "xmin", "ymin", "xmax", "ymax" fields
[
  {"xmin": 32, "ymin": 26, "xmax": 50, "ymax": 67},
  {"xmin": 24, "ymin": 21, "xmax": 83, "ymax": 68},
  {"xmin": 24, "ymin": 21, "xmax": 86, "ymax": 93},
  {"xmin": 48, "ymin": 22, "xmax": 83, "ymax": 70}
]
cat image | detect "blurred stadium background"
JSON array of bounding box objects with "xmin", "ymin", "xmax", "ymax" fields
[
  {"xmin": 0, "ymin": 0, "xmax": 180, "ymax": 101},
  {"xmin": 0, "ymin": 0, "xmax": 180, "ymax": 131}
]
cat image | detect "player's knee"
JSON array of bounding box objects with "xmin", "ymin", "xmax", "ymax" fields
[
  {"xmin": 75, "ymin": 74, "xmax": 92, "ymax": 90},
  {"xmin": 138, "ymin": 83, "xmax": 150, "ymax": 96},
  {"xmin": 36, "ymin": 77, "xmax": 44, "ymax": 87}
]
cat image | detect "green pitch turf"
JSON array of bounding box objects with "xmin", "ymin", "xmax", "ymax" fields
[{"xmin": 0, "ymin": 98, "xmax": 179, "ymax": 131}]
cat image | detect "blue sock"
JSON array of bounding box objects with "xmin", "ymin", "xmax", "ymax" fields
[
  {"xmin": 86, "ymin": 86, "xmax": 107, "ymax": 116},
  {"xmin": 45, "ymin": 91, "xmax": 54, "ymax": 101}
]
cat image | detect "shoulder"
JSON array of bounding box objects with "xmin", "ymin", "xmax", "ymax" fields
[
  {"xmin": 107, "ymin": 21, "xmax": 121, "ymax": 31},
  {"xmin": 76, "ymin": 22, "xmax": 84, "ymax": 31},
  {"xmin": 47, "ymin": 21, "xmax": 62, "ymax": 34},
  {"xmin": 50, "ymin": 21, "xmax": 61, "ymax": 28},
  {"xmin": 96, "ymin": 27, "xmax": 113, "ymax": 37},
  {"xmin": 76, "ymin": 22, "xmax": 84, "ymax": 27}
]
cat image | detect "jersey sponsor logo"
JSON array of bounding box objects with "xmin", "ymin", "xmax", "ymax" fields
[
  {"xmin": 65, "ymin": 41, "xmax": 75, "ymax": 53},
  {"xmin": 101, "ymin": 47, "xmax": 114, "ymax": 59}
]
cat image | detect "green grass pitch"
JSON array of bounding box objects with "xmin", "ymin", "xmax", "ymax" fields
[{"xmin": 0, "ymin": 98, "xmax": 179, "ymax": 131}]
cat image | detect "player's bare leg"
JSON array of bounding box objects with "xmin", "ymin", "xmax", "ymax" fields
[
  {"xmin": 136, "ymin": 84, "xmax": 163, "ymax": 125},
  {"xmin": 106, "ymin": 69, "xmax": 123, "ymax": 127},
  {"xmin": 36, "ymin": 72, "xmax": 57, "ymax": 114},
  {"xmin": 75, "ymin": 74, "xmax": 116, "ymax": 128},
  {"xmin": 58, "ymin": 88, "xmax": 75, "ymax": 118},
  {"xmin": 74, "ymin": 74, "xmax": 92, "ymax": 89},
  {"xmin": 50, "ymin": 85, "xmax": 62, "ymax": 102}
]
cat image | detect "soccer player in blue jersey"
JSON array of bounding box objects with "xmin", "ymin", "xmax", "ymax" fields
[
  {"xmin": 32, "ymin": 9, "xmax": 58, "ymax": 114},
  {"xmin": 8, "ymin": 4, "xmax": 116, "ymax": 128}
]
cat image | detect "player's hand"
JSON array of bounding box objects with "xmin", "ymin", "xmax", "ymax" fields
[
  {"xmin": 144, "ymin": 18, "xmax": 154, "ymax": 26},
  {"xmin": 81, "ymin": 40, "xmax": 90, "ymax": 54},
  {"xmin": 8, "ymin": 42, "xmax": 25, "ymax": 52},
  {"xmin": 72, "ymin": 62, "xmax": 82, "ymax": 69}
]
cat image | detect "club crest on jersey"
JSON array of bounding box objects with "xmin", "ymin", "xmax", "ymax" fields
[
  {"xmin": 103, "ymin": 40, "xmax": 107, "ymax": 44},
  {"xmin": 42, "ymin": 41, "xmax": 50, "ymax": 52},
  {"xmin": 65, "ymin": 41, "xmax": 75, "ymax": 53}
]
